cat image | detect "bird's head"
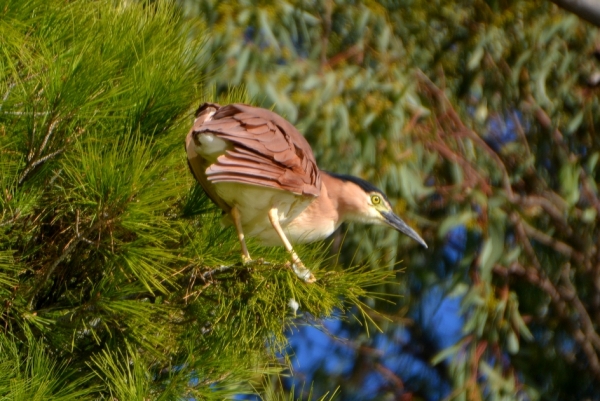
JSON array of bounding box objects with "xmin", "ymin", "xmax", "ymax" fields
[{"xmin": 326, "ymin": 173, "xmax": 428, "ymax": 248}]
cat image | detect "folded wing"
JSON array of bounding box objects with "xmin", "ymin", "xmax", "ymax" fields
[{"xmin": 186, "ymin": 103, "xmax": 321, "ymax": 199}]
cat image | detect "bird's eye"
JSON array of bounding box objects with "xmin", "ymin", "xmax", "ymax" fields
[{"xmin": 371, "ymin": 195, "xmax": 381, "ymax": 205}]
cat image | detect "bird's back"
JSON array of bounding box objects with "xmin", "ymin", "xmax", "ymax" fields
[{"xmin": 186, "ymin": 103, "xmax": 321, "ymax": 198}]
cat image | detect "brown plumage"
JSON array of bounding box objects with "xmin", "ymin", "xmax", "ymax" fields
[
  {"xmin": 186, "ymin": 102, "xmax": 427, "ymax": 283},
  {"xmin": 187, "ymin": 103, "xmax": 320, "ymax": 198}
]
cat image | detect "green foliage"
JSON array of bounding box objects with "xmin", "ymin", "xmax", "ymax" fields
[
  {"xmin": 1, "ymin": 0, "xmax": 394, "ymax": 399},
  {"xmin": 3, "ymin": 0, "xmax": 600, "ymax": 398},
  {"xmin": 0, "ymin": 334, "xmax": 97, "ymax": 400}
]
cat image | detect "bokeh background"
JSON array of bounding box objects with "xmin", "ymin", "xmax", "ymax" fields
[
  {"xmin": 2, "ymin": 1, "xmax": 600, "ymax": 400},
  {"xmin": 176, "ymin": 1, "xmax": 600, "ymax": 399}
]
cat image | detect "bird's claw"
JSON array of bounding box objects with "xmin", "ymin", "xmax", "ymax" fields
[{"xmin": 289, "ymin": 261, "xmax": 317, "ymax": 283}]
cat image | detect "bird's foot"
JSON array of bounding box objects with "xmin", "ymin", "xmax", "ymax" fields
[
  {"xmin": 287, "ymin": 261, "xmax": 317, "ymax": 283},
  {"xmin": 241, "ymin": 254, "xmax": 252, "ymax": 265}
]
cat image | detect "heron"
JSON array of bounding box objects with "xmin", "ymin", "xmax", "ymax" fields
[{"xmin": 186, "ymin": 103, "xmax": 427, "ymax": 283}]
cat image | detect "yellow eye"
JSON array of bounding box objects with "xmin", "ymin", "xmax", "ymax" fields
[{"xmin": 371, "ymin": 195, "xmax": 381, "ymax": 205}]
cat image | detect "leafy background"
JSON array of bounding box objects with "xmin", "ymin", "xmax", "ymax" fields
[{"xmin": 1, "ymin": 0, "xmax": 600, "ymax": 400}]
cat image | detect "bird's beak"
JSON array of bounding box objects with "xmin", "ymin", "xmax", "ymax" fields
[{"xmin": 381, "ymin": 211, "xmax": 428, "ymax": 248}]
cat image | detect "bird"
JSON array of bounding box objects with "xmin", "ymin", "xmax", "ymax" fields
[{"xmin": 185, "ymin": 103, "xmax": 427, "ymax": 283}]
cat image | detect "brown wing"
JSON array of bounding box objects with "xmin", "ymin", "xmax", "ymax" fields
[{"xmin": 188, "ymin": 103, "xmax": 321, "ymax": 197}]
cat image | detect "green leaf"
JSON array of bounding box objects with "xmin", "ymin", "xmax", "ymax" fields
[
  {"xmin": 506, "ymin": 330, "xmax": 519, "ymax": 354},
  {"xmin": 438, "ymin": 211, "xmax": 477, "ymax": 238},
  {"xmin": 566, "ymin": 110, "xmax": 584, "ymax": 135},
  {"xmin": 431, "ymin": 341, "xmax": 464, "ymax": 365}
]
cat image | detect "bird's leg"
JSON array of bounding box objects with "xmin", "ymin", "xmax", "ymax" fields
[
  {"xmin": 267, "ymin": 207, "xmax": 316, "ymax": 283},
  {"xmin": 231, "ymin": 205, "xmax": 252, "ymax": 264}
]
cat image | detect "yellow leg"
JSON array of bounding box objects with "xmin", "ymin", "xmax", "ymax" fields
[
  {"xmin": 268, "ymin": 207, "xmax": 316, "ymax": 283},
  {"xmin": 231, "ymin": 205, "xmax": 251, "ymax": 263}
]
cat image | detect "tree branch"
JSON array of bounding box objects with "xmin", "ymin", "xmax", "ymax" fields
[
  {"xmin": 18, "ymin": 148, "xmax": 64, "ymax": 185},
  {"xmin": 550, "ymin": 0, "xmax": 600, "ymax": 27},
  {"xmin": 493, "ymin": 262, "xmax": 600, "ymax": 381}
]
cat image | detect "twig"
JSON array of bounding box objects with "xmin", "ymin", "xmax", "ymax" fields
[
  {"xmin": 201, "ymin": 265, "xmax": 233, "ymax": 280},
  {"xmin": 580, "ymin": 171, "xmax": 600, "ymax": 215},
  {"xmin": 528, "ymin": 99, "xmax": 600, "ymax": 215},
  {"xmin": 518, "ymin": 194, "xmax": 567, "ymax": 224},
  {"xmin": 416, "ymin": 70, "xmax": 514, "ymax": 199},
  {"xmin": 18, "ymin": 148, "xmax": 64, "ymax": 185},
  {"xmin": 519, "ymin": 219, "xmax": 583, "ymax": 263},
  {"xmin": 470, "ymin": 341, "xmax": 488, "ymax": 391},
  {"xmin": 494, "ymin": 262, "xmax": 600, "ymax": 381},
  {"xmin": 559, "ymin": 263, "xmax": 600, "ymax": 352},
  {"xmin": 0, "ymin": 210, "xmax": 21, "ymax": 227},
  {"xmin": 511, "ymin": 110, "xmax": 532, "ymax": 160},
  {"xmin": 426, "ymin": 140, "xmax": 492, "ymax": 195},
  {"xmin": 320, "ymin": 0, "xmax": 333, "ymax": 69},
  {"xmin": 1, "ymin": 111, "xmax": 51, "ymax": 116},
  {"xmin": 374, "ymin": 363, "xmax": 405, "ymax": 391},
  {"xmin": 39, "ymin": 119, "xmax": 60, "ymax": 155},
  {"xmin": 326, "ymin": 45, "xmax": 362, "ymax": 68},
  {"xmin": 0, "ymin": 82, "xmax": 16, "ymax": 112}
]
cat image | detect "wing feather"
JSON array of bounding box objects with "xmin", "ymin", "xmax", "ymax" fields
[
  {"xmin": 214, "ymin": 156, "xmax": 283, "ymax": 175},
  {"xmin": 186, "ymin": 103, "xmax": 321, "ymax": 198}
]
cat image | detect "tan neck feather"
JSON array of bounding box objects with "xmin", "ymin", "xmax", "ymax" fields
[{"xmin": 319, "ymin": 172, "xmax": 363, "ymax": 225}]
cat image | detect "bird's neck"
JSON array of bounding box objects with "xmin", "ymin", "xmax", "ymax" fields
[
  {"xmin": 286, "ymin": 172, "xmax": 365, "ymax": 243},
  {"xmin": 319, "ymin": 172, "xmax": 364, "ymax": 225}
]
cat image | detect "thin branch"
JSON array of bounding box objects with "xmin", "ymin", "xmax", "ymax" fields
[
  {"xmin": 18, "ymin": 148, "xmax": 64, "ymax": 185},
  {"xmin": 550, "ymin": 0, "xmax": 600, "ymax": 27},
  {"xmin": 528, "ymin": 99, "xmax": 600, "ymax": 222},
  {"xmin": 420, "ymin": 72, "xmax": 585, "ymax": 236},
  {"xmin": 455, "ymin": 126, "xmax": 515, "ymax": 199},
  {"xmin": 519, "ymin": 218, "xmax": 583, "ymax": 263},
  {"xmin": 493, "ymin": 262, "xmax": 600, "ymax": 381},
  {"xmin": 39, "ymin": 118, "xmax": 60, "ymax": 155},
  {"xmin": 320, "ymin": 0, "xmax": 333, "ymax": 69},
  {"xmin": 201, "ymin": 265, "xmax": 233, "ymax": 280},
  {"xmin": 511, "ymin": 110, "xmax": 532, "ymax": 160},
  {"xmin": 517, "ymin": 195, "xmax": 570, "ymax": 231},
  {"xmin": 416, "ymin": 70, "xmax": 514, "ymax": 199},
  {"xmin": 0, "ymin": 82, "xmax": 16, "ymax": 112},
  {"xmin": 580, "ymin": 170, "xmax": 600, "ymax": 215},
  {"xmin": 426, "ymin": 140, "xmax": 492, "ymax": 195},
  {"xmin": 559, "ymin": 263, "xmax": 600, "ymax": 352},
  {"xmin": 374, "ymin": 362, "xmax": 405, "ymax": 392},
  {"xmin": 0, "ymin": 210, "xmax": 21, "ymax": 227},
  {"xmin": 510, "ymin": 202, "xmax": 600, "ymax": 378},
  {"xmin": 326, "ymin": 45, "xmax": 362, "ymax": 68},
  {"xmin": 1, "ymin": 111, "xmax": 51, "ymax": 116},
  {"xmin": 418, "ymin": 69, "xmax": 600, "ymax": 381}
]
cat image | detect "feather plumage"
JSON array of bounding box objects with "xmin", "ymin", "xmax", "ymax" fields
[{"xmin": 186, "ymin": 103, "xmax": 321, "ymax": 198}]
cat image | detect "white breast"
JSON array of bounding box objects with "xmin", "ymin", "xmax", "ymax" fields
[{"xmin": 213, "ymin": 182, "xmax": 335, "ymax": 246}]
